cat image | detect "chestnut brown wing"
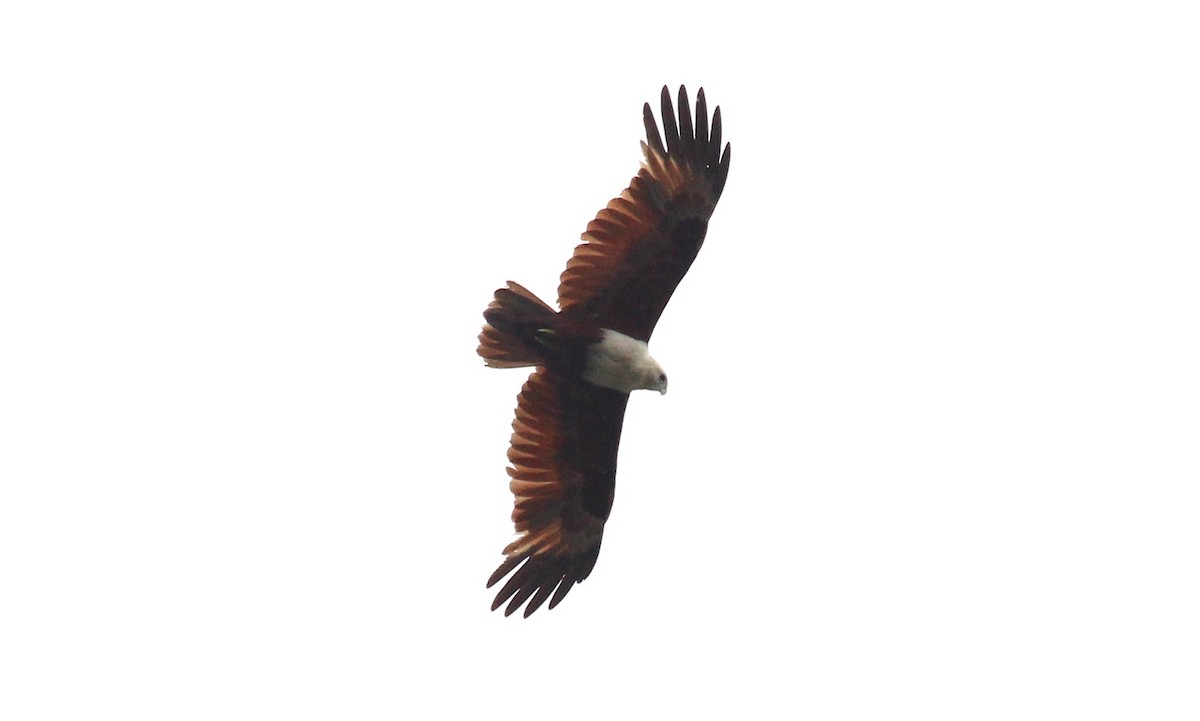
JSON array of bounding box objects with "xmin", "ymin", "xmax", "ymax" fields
[
  {"xmin": 557, "ymin": 86, "xmax": 731, "ymax": 342},
  {"xmin": 487, "ymin": 370, "xmax": 630, "ymax": 617}
]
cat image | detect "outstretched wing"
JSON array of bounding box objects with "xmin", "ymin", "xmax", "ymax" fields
[
  {"xmin": 557, "ymin": 85, "xmax": 731, "ymax": 342},
  {"xmin": 487, "ymin": 370, "xmax": 630, "ymax": 617}
]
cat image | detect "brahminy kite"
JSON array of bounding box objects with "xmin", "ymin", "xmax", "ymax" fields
[{"xmin": 477, "ymin": 86, "xmax": 731, "ymax": 616}]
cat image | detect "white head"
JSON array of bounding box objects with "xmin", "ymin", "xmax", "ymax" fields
[
  {"xmin": 582, "ymin": 329, "xmax": 669, "ymax": 395},
  {"xmin": 641, "ymin": 357, "xmax": 668, "ymax": 395}
]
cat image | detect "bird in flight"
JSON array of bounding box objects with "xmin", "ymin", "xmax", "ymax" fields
[{"xmin": 477, "ymin": 86, "xmax": 731, "ymax": 616}]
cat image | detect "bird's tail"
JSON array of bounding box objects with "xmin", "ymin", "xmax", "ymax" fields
[{"xmin": 477, "ymin": 282, "xmax": 558, "ymax": 368}]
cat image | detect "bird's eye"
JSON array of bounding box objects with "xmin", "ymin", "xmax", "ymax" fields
[{"xmin": 658, "ymin": 373, "xmax": 667, "ymax": 382}]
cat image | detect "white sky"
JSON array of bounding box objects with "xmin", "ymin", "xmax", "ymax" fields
[{"xmin": 3, "ymin": 1, "xmax": 1198, "ymax": 718}]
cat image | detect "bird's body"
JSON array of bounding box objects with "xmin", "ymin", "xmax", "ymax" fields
[{"xmin": 478, "ymin": 86, "xmax": 730, "ymax": 616}]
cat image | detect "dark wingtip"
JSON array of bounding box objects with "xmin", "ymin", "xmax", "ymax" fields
[
  {"xmin": 486, "ymin": 555, "xmax": 519, "ymax": 589},
  {"xmin": 676, "ymin": 86, "xmax": 694, "ymax": 156},
  {"xmin": 714, "ymin": 142, "xmax": 731, "ymax": 196},
  {"xmin": 643, "ymin": 101, "xmax": 664, "ymax": 154},
  {"xmin": 695, "ymin": 88, "xmax": 710, "ymax": 147},
  {"xmin": 661, "ymin": 86, "xmax": 680, "ymax": 155}
]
